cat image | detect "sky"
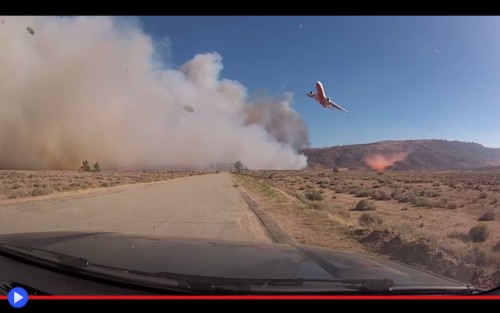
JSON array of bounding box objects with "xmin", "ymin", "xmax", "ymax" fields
[
  {"xmin": 140, "ymin": 16, "xmax": 500, "ymax": 148},
  {"xmin": 1, "ymin": 16, "xmax": 499, "ymax": 170}
]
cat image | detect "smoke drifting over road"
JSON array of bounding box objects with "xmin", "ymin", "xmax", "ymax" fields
[
  {"xmin": 364, "ymin": 152, "xmax": 409, "ymax": 171},
  {"xmin": 0, "ymin": 16, "xmax": 308, "ymax": 170}
]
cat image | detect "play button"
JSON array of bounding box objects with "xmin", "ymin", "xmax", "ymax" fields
[{"xmin": 8, "ymin": 287, "xmax": 28, "ymax": 309}]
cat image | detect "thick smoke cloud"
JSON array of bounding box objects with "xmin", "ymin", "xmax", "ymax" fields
[
  {"xmin": 244, "ymin": 94, "xmax": 310, "ymax": 151},
  {"xmin": 0, "ymin": 16, "xmax": 309, "ymax": 170}
]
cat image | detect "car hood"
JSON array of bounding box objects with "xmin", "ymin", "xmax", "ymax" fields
[{"xmin": 0, "ymin": 231, "xmax": 466, "ymax": 288}]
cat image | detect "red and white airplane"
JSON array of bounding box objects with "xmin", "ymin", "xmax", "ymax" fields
[{"xmin": 306, "ymin": 81, "xmax": 348, "ymax": 112}]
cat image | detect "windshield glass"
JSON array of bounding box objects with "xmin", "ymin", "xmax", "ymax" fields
[{"xmin": 0, "ymin": 16, "xmax": 498, "ymax": 294}]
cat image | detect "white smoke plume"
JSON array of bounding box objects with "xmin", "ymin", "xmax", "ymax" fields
[
  {"xmin": 0, "ymin": 16, "xmax": 309, "ymax": 170},
  {"xmin": 244, "ymin": 93, "xmax": 310, "ymax": 152}
]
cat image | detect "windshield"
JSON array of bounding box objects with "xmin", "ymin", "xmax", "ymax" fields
[{"xmin": 0, "ymin": 16, "xmax": 499, "ymax": 295}]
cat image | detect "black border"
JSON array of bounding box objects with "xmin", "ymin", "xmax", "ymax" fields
[
  {"xmin": 4, "ymin": 1, "xmax": 500, "ymax": 15},
  {"xmin": 1, "ymin": 298, "xmax": 492, "ymax": 312}
]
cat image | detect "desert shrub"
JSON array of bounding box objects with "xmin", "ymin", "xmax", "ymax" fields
[
  {"xmin": 479, "ymin": 192, "xmax": 488, "ymax": 199},
  {"xmin": 434, "ymin": 198, "xmax": 448, "ymax": 208},
  {"xmin": 460, "ymin": 246, "xmax": 498, "ymax": 267},
  {"xmin": 332, "ymin": 167, "xmax": 339, "ymax": 173},
  {"xmin": 414, "ymin": 197, "xmax": 433, "ymax": 208},
  {"xmin": 10, "ymin": 183, "xmax": 22, "ymax": 190},
  {"xmin": 30, "ymin": 186, "xmax": 53, "ymax": 196},
  {"xmin": 333, "ymin": 185, "xmax": 344, "ymax": 193},
  {"xmin": 391, "ymin": 189, "xmax": 403, "ymax": 199},
  {"xmin": 293, "ymin": 192, "xmax": 307, "ymax": 203},
  {"xmin": 398, "ymin": 191, "xmax": 417, "ymax": 203},
  {"xmin": 305, "ymin": 189, "xmax": 324, "ymax": 201},
  {"xmin": 469, "ymin": 224, "xmax": 489, "ymax": 243},
  {"xmin": 349, "ymin": 186, "xmax": 361, "ymax": 195},
  {"xmin": 352, "ymin": 199, "xmax": 376, "ymax": 211},
  {"xmin": 8, "ymin": 189, "xmax": 30, "ymax": 199},
  {"xmin": 425, "ymin": 190, "xmax": 441, "ymax": 198},
  {"xmin": 492, "ymin": 240, "xmax": 500, "ymax": 252},
  {"xmin": 372, "ymin": 191, "xmax": 391, "ymax": 201},
  {"xmin": 478, "ymin": 210, "xmax": 496, "ymax": 221},
  {"xmin": 358, "ymin": 213, "xmax": 383, "ymax": 226},
  {"xmin": 446, "ymin": 202, "xmax": 458, "ymax": 209},
  {"xmin": 355, "ymin": 189, "xmax": 373, "ymax": 198}
]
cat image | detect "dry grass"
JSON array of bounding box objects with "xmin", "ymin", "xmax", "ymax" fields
[{"xmin": 0, "ymin": 170, "xmax": 205, "ymax": 200}]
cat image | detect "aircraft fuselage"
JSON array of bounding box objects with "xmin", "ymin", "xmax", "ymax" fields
[{"xmin": 315, "ymin": 81, "xmax": 328, "ymax": 107}]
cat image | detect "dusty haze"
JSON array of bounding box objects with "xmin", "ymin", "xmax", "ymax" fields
[{"xmin": 0, "ymin": 16, "xmax": 309, "ymax": 170}]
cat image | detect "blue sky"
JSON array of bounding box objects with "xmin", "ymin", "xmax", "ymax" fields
[{"xmin": 139, "ymin": 16, "xmax": 500, "ymax": 148}]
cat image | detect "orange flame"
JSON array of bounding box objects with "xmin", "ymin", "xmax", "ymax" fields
[{"xmin": 364, "ymin": 152, "xmax": 409, "ymax": 171}]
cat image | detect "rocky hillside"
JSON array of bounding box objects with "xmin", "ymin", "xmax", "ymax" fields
[{"xmin": 301, "ymin": 140, "xmax": 500, "ymax": 171}]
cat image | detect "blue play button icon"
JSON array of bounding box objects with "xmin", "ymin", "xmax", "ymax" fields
[{"xmin": 8, "ymin": 287, "xmax": 28, "ymax": 309}]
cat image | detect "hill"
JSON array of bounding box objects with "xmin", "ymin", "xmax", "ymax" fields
[{"xmin": 301, "ymin": 140, "xmax": 500, "ymax": 171}]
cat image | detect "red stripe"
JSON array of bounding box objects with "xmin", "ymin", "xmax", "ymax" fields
[{"xmin": 1, "ymin": 295, "xmax": 500, "ymax": 300}]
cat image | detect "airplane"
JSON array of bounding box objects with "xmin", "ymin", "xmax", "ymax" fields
[{"xmin": 306, "ymin": 81, "xmax": 348, "ymax": 112}]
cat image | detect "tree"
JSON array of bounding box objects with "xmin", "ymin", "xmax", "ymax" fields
[
  {"xmin": 93, "ymin": 162, "xmax": 101, "ymax": 172},
  {"xmin": 80, "ymin": 160, "xmax": 91, "ymax": 172},
  {"xmin": 233, "ymin": 161, "xmax": 243, "ymax": 173}
]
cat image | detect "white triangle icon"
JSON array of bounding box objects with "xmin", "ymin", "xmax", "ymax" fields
[{"xmin": 13, "ymin": 292, "xmax": 23, "ymax": 304}]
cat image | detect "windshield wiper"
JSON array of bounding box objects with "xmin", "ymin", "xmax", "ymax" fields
[
  {"xmin": 375, "ymin": 285, "xmax": 481, "ymax": 295},
  {"xmin": 258, "ymin": 279, "xmax": 479, "ymax": 294},
  {"xmin": 149, "ymin": 273, "xmax": 396, "ymax": 292},
  {"xmin": 0, "ymin": 243, "xmax": 90, "ymax": 268},
  {"xmin": 0, "ymin": 243, "xmax": 185, "ymax": 292},
  {"xmin": 262, "ymin": 278, "xmax": 395, "ymax": 290}
]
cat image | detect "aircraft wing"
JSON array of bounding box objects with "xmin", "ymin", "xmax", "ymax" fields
[
  {"xmin": 306, "ymin": 92, "xmax": 316, "ymax": 99},
  {"xmin": 326, "ymin": 100, "xmax": 348, "ymax": 112}
]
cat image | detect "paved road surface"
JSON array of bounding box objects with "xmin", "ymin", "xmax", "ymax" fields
[{"xmin": 0, "ymin": 173, "xmax": 271, "ymax": 243}]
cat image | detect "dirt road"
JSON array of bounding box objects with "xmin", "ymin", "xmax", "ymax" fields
[{"xmin": 0, "ymin": 173, "xmax": 271, "ymax": 243}]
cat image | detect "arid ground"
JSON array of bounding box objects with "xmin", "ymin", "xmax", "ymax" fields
[
  {"xmin": 233, "ymin": 168, "xmax": 500, "ymax": 289},
  {"xmin": 1, "ymin": 168, "xmax": 499, "ymax": 289}
]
